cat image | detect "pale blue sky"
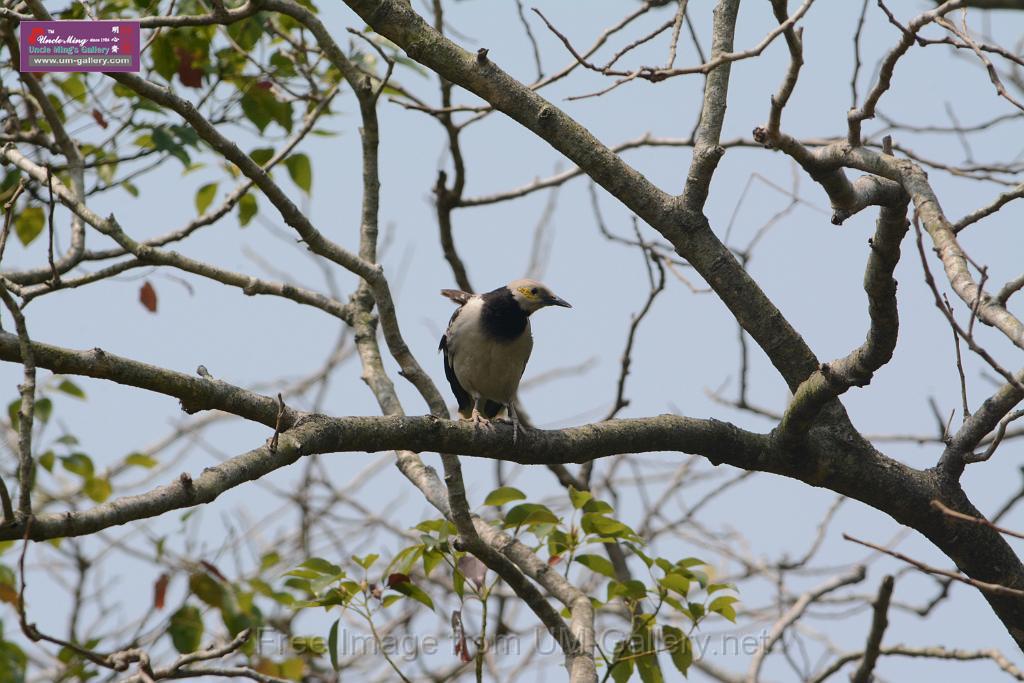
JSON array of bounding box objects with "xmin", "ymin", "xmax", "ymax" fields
[{"xmin": 4, "ymin": 0, "xmax": 1023, "ymax": 680}]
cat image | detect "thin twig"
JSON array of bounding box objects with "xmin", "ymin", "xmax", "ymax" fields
[
  {"xmin": 843, "ymin": 534, "xmax": 1024, "ymax": 598},
  {"xmin": 931, "ymin": 499, "xmax": 1024, "ymax": 540}
]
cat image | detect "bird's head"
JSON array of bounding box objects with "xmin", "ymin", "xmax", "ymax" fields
[{"xmin": 507, "ymin": 278, "xmax": 572, "ymax": 314}]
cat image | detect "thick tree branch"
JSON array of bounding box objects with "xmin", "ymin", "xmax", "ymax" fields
[
  {"xmin": 777, "ymin": 201, "xmax": 909, "ymax": 441},
  {"xmin": 681, "ymin": 0, "xmax": 739, "ymax": 210}
]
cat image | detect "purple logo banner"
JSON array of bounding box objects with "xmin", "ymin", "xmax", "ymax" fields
[{"xmin": 20, "ymin": 20, "xmax": 140, "ymax": 73}]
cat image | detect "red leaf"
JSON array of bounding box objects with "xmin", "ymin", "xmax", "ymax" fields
[
  {"xmin": 455, "ymin": 632, "xmax": 471, "ymax": 662},
  {"xmin": 200, "ymin": 560, "xmax": 227, "ymax": 582},
  {"xmin": 139, "ymin": 281, "xmax": 157, "ymax": 313},
  {"xmin": 91, "ymin": 109, "xmax": 108, "ymax": 129},
  {"xmin": 548, "ymin": 554, "xmax": 562, "ymax": 567},
  {"xmin": 255, "ymin": 80, "xmax": 273, "ymax": 90},
  {"xmin": 386, "ymin": 573, "xmax": 410, "ymax": 588},
  {"xmin": 153, "ymin": 573, "xmax": 169, "ymax": 610},
  {"xmin": 451, "ymin": 610, "xmax": 472, "ymax": 663},
  {"xmin": 174, "ymin": 47, "xmax": 203, "ymax": 88}
]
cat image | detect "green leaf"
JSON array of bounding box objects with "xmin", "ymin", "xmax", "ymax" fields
[
  {"xmin": 58, "ymin": 75, "xmax": 86, "ymax": 103},
  {"xmin": 391, "ymin": 580, "xmax": 434, "ymax": 611},
  {"xmin": 286, "ymin": 568, "xmax": 323, "ymax": 580},
  {"xmin": 150, "ymin": 34, "xmax": 177, "ymax": 80},
  {"xmin": 280, "ymin": 657, "xmax": 304, "ymax": 680},
  {"xmin": 581, "ymin": 513, "xmax": 634, "ymax": 539},
  {"xmin": 34, "ymin": 398, "xmax": 52, "ymax": 424},
  {"xmin": 249, "ymin": 148, "xmax": 274, "ymax": 166},
  {"xmin": 663, "ymin": 594, "xmax": 686, "ymax": 613},
  {"xmin": 575, "ymin": 554, "xmax": 617, "ymax": 580},
  {"xmin": 189, "ymin": 572, "xmax": 226, "ymax": 609},
  {"xmin": 351, "ymin": 553, "xmax": 378, "ymax": 570},
  {"xmin": 299, "ymin": 557, "xmax": 342, "ymax": 577},
  {"xmin": 168, "ymin": 605, "xmax": 204, "ymax": 653},
  {"xmin": 328, "ymin": 619, "xmax": 339, "ymax": 671},
  {"xmin": 227, "ymin": 17, "xmax": 263, "ymax": 51},
  {"xmin": 607, "ymin": 579, "xmax": 647, "ymax": 602},
  {"xmin": 83, "ymin": 477, "xmax": 111, "ymax": 503},
  {"xmin": 240, "ymin": 86, "xmax": 293, "ymax": 133},
  {"xmin": 568, "ymin": 486, "xmax": 592, "ymax": 509},
  {"xmin": 285, "ymin": 153, "xmax": 311, "ymax": 194},
  {"xmin": 609, "ymin": 658, "xmax": 633, "ymax": 683},
  {"xmin": 483, "ymin": 486, "xmax": 526, "ymax": 507},
  {"xmin": 582, "ymin": 497, "xmax": 614, "ymax": 514},
  {"xmin": 708, "ymin": 595, "xmax": 739, "ymax": 622},
  {"xmin": 270, "ymin": 50, "xmax": 297, "ymax": 78},
  {"xmin": 677, "ymin": 558, "xmax": 706, "ymax": 569},
  {"xmin": 61, "ymin": 453, "xmax": 94, "ymax": 478},
  {"xmin": 453, "ymin": 569, "xmax": 465, "ymax": 599},
  {"xmin": 195, "ymin": 183, "xmax": 218, "ymax": 214},
  {"xmin": 125, "ymin": 452, "xmax": 158, "ymax": 468},
  {"xmin": 240, "ymin": 92, "xmax": 271, "ymax": 131},
  {"xmin": 609, "ymin": 640, "xmax": 634, "ymax": 683},
  {"xmin": 637, "ymin": 652, "xmax": 664, "ymax": 683},
  {"xmin": 317, "ymin": 586, "xmax": 352, "ymax": 608},
  {"xmin": 504, "ymin": 503, "xmax": 560, "ymax": 528},
  {"xmin": 422, "ymin": 548, "xmax": 443, "ymax": 576},
  {"xmin": 0, "ymin": 638, "xmax": 26, "ymax": 683},
  {"xmin": 151, "ymin": 127, "xmax": 191, "ymax": 166},
  {"xmin": 237, "ymin": 193, "xmax": 257, "ymax": 227},
  {"xmin": 14, "ymin": 207, "xmax": 44, "ymax": 247},
  {"xmin": 627, "ymin": 544, "xmax": 654, "ymax": 568},
  {"xmin": 56, "ymin": 379, "xmax": 86, "ymax": 399},
  {"xmin": 38, "ymin": 451, "xmax": 54, "ymax": 472},
  {"xmin": 260, "ymin": 551, "xmax": 281, "ymax": 571},
  {"xmin": 547, "ymin": 528, "xmax": 573, "ymax": 557},
  {"xmin": 663, "ymin": 625, "xmax": 693, "ymax": 675},
  {"xmin": 658, "ymin": 572, "xmax": 690, "ymax": 597},
  {"xmin": 415, "ymin": 518, "xmax": 455, "ymax": 534},
  {"xmin": 387, "ymin": 544, "xmax": 423, "ymax": 576}
]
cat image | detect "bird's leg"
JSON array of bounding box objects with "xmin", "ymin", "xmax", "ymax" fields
[
  {"xmin": 507, "ymin": 401, "xmax": 521, "ymax": 445},
  {"xmin": 470, "ymin": 402, "xmax": 492, "ymax": 428}
]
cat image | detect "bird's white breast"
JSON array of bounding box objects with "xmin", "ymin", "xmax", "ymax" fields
[{"xmin": 447, "ymin": 297, "xmax": 533, "ymax": 404}]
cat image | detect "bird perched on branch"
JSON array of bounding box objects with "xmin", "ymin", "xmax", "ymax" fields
[{"xmin": 439, "ymin": 279, "xmax": 571, "ymax": 442}]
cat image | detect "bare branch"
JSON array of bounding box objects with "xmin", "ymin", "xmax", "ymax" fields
[
  {"xmin": 844, "ymin": 534, "xmax": 1024, "ymax": 599},
  {"xmin": 850, "ymin": 575, "xmax": 895, "ymax": 683}
]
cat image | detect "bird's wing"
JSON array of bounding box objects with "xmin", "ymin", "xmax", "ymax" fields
[
  {"xmin": 440, "ymin": 288, "xmax": 473, "ymax": 305},
  {"xmin": 440, "ymin": 305, "xmax": 473, "ymax": 416}
]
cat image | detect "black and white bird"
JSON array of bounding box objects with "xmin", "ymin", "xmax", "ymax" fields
[{"xmin": 439, "ymin": 279, "xmax": 571, "ymax": 441}]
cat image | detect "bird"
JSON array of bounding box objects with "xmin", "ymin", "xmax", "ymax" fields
[{"xmin": 439, "ymin": 278, "xmax": 571, "ymax": 442}]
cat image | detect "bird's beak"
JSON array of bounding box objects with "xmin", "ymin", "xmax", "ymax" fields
[{"xmin": 546, "ymin": 294, "xmax": 572, "ymax": 308}]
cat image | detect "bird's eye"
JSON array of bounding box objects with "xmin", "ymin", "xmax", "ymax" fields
[{"xmin": 530, "ymin": 287, "xmax": 538, "ymax": 295}]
